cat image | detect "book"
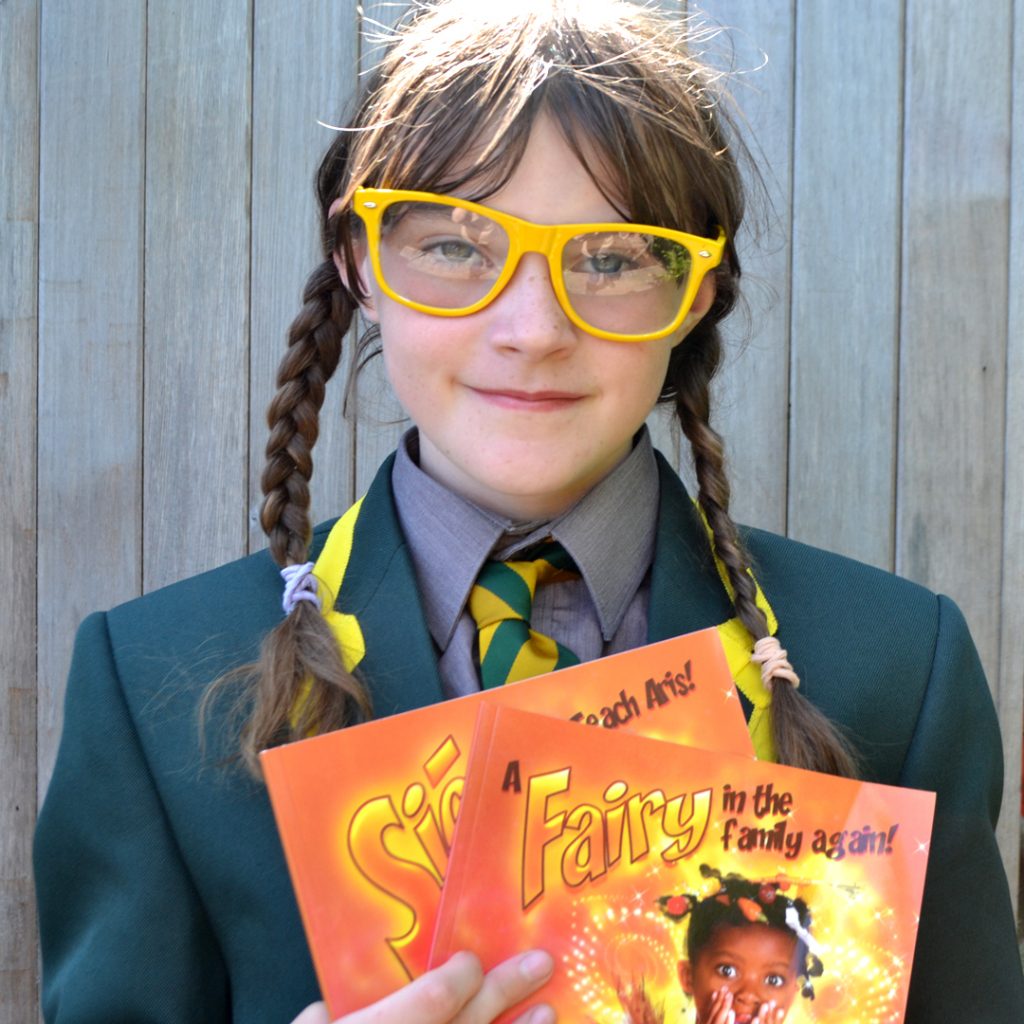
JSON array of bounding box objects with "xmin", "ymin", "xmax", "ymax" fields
[
  {"xmin": 261, "ymin": 628, "xmax": 751, "ymax": 1017},
  {"xmin": 431, "ymin": 704, "xmax": 936, "ymax": 1024}
]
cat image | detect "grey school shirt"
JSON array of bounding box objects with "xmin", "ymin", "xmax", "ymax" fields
[{"xmin": 391, "ymin": 427, "xmax": 659, "ymax": 697}]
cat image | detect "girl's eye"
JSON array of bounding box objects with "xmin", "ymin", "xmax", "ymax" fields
[
  {"xmin": 582, "ymin": 251, "xmax": 631, "ymax": 275},
  {"xmin": 714, "ymin": 964, "xmax": 738, "ymax": 979},
  {"xmin": 765, "ymin": 973, "xmax": 787, "ymax": 988},
  {"xmin": 424, "ymin": 238, "xmax": 481, "ymax": 263}
]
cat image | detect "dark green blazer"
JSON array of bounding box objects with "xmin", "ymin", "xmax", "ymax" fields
[{"xmin": 34, "ymin": 453, "xmax": 1023, "ymax": 1023}]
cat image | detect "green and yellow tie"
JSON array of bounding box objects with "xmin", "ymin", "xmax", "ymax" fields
[{"xmin": 468, "ymin": 541, "xmax": 581, "ymax": 688}]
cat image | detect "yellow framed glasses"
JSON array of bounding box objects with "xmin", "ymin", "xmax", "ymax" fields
[{"xmin": 351, "ymin": 187, "xmax": 726, "ymax": 342}]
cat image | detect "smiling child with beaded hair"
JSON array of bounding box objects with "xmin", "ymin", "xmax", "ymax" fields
[{"xmin": 34, "ymin": 2, "xmax": 1023, "ymax": 1023}]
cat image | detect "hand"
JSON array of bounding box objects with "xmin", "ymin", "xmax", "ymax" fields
[
  {"xmin": 754, "ymin": 1000, "xmax": 784, "ymax": 1023},
  {"xmin": 702, "ymin": 987, "xmax": 734, "ymax": 1024},
  {"xmin": 289, "ymin": 949, "xmax": 555, "ymax": 1024},
  {"xmin": 699, "ymin": 989, "xmax": 785, "ymax": 1024}
]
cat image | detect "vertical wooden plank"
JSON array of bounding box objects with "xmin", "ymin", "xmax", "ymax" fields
[
  {"xmin": 37, "ymin": 2, "xmax": 146, "ymax": 789},
  {"xmin": 899, "ymin": 0, "xmax": 1013, "ymax": 897},
  {"xmin": 998, "ymin": 0, "xmax": 1024, "ymax": 916},
  {"xmin": 144, "ymin": 2, "xmax": 251, "ymax": 590},
  {"xmin": 897, "ymin": 0, "xmax": 1009, "ymax": 688},
  {"xmin": 788, "ymin": 2, "xmax": 903, "ymax": 569},
  {"xmin": 353, "ymin": 0, "xmax": 413, "ymax": 496},
  {"xmin": 0, "ymin": 1, "xmax": 38, "ymax": 1017},
  {"xmin": 701, "ymin": 0, "xmax": 795, "ymax": 532},
  {"xmin": 250, "ymin": 2, "xmax": 360, "ymax": 550},
  {"xmin": 727, "ymin": 2, "xmax": 792, "ymax": 532}
]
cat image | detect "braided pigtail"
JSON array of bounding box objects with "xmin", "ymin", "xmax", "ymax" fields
[
  {"xmin": 243, "ymin": 252, "xmax": 372, "ymax": 770},
  {"xmin": 664, "ymin": 320, "xmax": 858, "ymax": 778},
  {"xmin": 203, "ymin": 225, "xmax": 373, "ymax": 777}
]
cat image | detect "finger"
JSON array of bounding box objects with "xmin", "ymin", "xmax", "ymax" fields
[
  {"xmin": 508, "ymin": 1001, "xmax": 557, "ymax": 1024},
  {"xmin": 706, "ymin": 987, "xmax": 732, "ymax": 1024},
  {"xmin": 290, "ymin": 1003, "xmax": 331, "ymax": 1024},
  {"xmin": 341, "ymin": 951, "xmax": 484, "ymax": 1024},
  {"xmin": 451, "ymin": 950, "xmax": 555, "ymax": 1024}
]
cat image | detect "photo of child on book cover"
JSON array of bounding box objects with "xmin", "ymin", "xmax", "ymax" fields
[
  {"xmin": 624, "ymin": 864, "xmax": 823, "ymax": 1024},
  {"xmin": 593, "ymin": 861, "xmax": 896, "ymax": 1024},
  {"xmin": 431, "ymin": 705, "xmax": 934, "ymax": 1024}
]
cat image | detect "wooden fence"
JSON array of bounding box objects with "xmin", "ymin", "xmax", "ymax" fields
[{"xmin": 2, "ymin": 0, "xmax": 1021, "ymax": 1019}]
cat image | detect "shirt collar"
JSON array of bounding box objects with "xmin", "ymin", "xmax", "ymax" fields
[{"xmin": 392, "ymin": 427, "xmax": 660, "ymax": 649}]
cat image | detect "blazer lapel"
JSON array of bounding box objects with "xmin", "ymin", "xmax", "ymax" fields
[
  {"xmin": 335, "ymin": 454, "xmax": 446, "ymax": 718},
  {"xmin": 647, "ymin": 453, "xmax": 735, "ymax": 642}
]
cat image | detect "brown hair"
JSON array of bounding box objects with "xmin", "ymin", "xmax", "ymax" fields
[{"xmin": 213, "ymin": 0, "xmax": 857, "ymax": 779}]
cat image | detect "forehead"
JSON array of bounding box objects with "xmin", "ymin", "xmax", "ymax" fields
[
  {"xmin": 697, "ymin": 924, "xmax": 798, "ymax": 967},
  {"xmin": 446, "ymin": 113, "xmax": 627, "ymax": 217}
]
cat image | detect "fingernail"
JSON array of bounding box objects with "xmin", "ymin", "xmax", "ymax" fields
[
  {"xmin": 520, "ymin": 950, "xmax": 554, "ymax": 983},
  {"xmin": 526, "ymin": 1005, "xmax": 556, "ymax": 1024}
]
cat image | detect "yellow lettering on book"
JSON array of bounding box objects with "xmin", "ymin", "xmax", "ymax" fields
[
  {"xmin": 521, "ymin": 768, "xmax": 713, "ymax": 909},
  {"xmin": 347, "ymin": 736, "xmax": 464, "ymax": 980}
]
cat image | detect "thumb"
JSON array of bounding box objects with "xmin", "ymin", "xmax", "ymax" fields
[{"xmin": 290, "ymin": 1002, "xmax": 332, "ymax": 1024}]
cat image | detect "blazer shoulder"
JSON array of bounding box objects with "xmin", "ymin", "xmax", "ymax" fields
[
  {"xmin": 737, "ymin": 527, "xmax": 985, "ymax": 784},
  {"xmin": 741, "ymin": 525, "xmax": 938, "ymax": 617}
]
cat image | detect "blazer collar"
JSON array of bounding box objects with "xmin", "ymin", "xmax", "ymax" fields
[
  {"xmin": 647, "ymin": 451, "xmax": 735, "ymax": 642},
  {"xmin": 336, "ymin": 453, "xmax": 447, "ymax": 717}
]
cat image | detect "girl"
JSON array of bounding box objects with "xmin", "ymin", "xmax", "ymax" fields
[
  {"xmin": 661, "ymin": 866, "xmax": 823, "ymax": 1024},
  {"xmin": 34, "ymin": 2, "xmax": 1022, "ymax": 1022}
]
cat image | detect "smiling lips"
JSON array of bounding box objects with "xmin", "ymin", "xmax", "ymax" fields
[{"xmin": 470, "ymin": 386, "xmax": 584, "ymax": 410}]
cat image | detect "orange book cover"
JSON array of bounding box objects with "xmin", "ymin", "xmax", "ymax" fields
[
  {"xmin": 260, "ymin": 628, "xmax": 751, "ymax": 1017},
  {"xmin": 431, "ymin": 704, "xmax": 936, "ymax": 1024}
]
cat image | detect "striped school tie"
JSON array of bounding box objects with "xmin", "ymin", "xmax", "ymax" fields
[{"xmin": 468, "ymin": 541, "xmax": 581, "ymax": 688}]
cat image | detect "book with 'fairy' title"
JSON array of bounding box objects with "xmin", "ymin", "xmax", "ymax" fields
[
  {"xmin": 261, "ymin": 628, "xmax": 751, "ymax": 1017},
  {"xmin": 431, "ymin": 704, "xmax": 935, "ymax": 1024}
]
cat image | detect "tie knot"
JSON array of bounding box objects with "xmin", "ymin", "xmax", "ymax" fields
[
  {"xmin": 470, "ymin": 542, "xmax": 578, "ymax": 627},
  {"xmin": 467, "ymin": 541, "xmax": 581, "ymax": 688}
]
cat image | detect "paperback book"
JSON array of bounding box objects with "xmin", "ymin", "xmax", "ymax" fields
[
  {"xmin": 261, "ymin": 628, "xmax": 752, "ymax": 1016},
  {"xmin": 431, "ymin": 704, "xmax": 936, "ymax": 1024}
]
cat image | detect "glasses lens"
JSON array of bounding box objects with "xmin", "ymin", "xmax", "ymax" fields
[
  {"xmin": 561, "ymin": 231, "xmax": 693, "ymax": 337},
  {"xmin": 377, "ymin": 201, "xmax": 510, "ymax": 310}
]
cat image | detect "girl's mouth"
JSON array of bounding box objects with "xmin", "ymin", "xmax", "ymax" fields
[{"xmin": 471, "ymin": 387, "xmax": 583, "ymax": 410}]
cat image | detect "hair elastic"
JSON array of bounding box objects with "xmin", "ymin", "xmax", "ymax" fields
[
  {"xmin": 785, "ymin": 904, "xmax": 821, "ymax": 957},
  {"xmin": 281, "ymin": 562, "xmax": 322, "ymax": 614},
  {"xmin": 752, "ymin": 635, "xmax": 800, "ymax": 689}
]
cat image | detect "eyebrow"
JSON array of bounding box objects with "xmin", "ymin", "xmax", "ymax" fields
[{"xmin": 712, "ymin": 953, "xmax": 795, "ymax": 972}]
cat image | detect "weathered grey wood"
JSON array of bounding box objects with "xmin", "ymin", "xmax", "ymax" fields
[
  {"xmin": 143, "ymin": 3, "xmax": 252, "ymax": 591},
  {"xmin": 787, "ymin": 3, "xmax": 902, "ymax": 569},
  {"xmin": 897, "ymin": 1, "xmax": 1009, "ymax": 690},
  {"xmin": 899, "ymin": 0, "xmax": 1015, "ymax": 900},
  {"xmin": 36, "ymin": 1, "xmax": 146, "ymax": 796},
  {"xmin": 0, "ymin": 1, "xmax": 39, "ymax": 1018},
  {"xmin": 703, "ymin": 0, "xmax": 794, "ymax": 534},
  {"xmin": 996, "ymin": 0, "xmax": 1024, "ymax": 916},
  {"xmin": 250, "ymin": 1, "xmax": 360, "ymax": 551},
  {"xmin": 353, "ymin": 0, "xmax": 414, "ymax": 496}
]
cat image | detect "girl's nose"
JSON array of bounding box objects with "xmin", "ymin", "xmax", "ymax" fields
[{"xmin": 485, "ymin": 253, "xmax": 578, "ymax": 356}]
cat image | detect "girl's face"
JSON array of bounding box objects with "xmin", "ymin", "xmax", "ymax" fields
[
  {"xmin": 680, "ymin": 924, "xmax": 799, "ymax": 1024},
  {"xmin": 353, "ymin": 113, "xmax": 715, "ymax": 520}
]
